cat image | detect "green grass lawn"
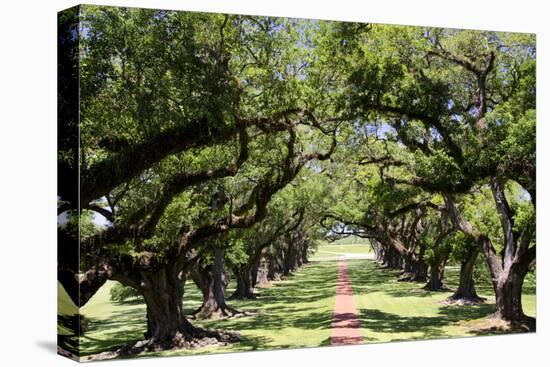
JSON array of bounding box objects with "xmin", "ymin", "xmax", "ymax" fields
[
  {"xmin": 61, "ymin": 261, "xmax": 339, "ymax": 359},
  {"xmin": 57, "ymin": 282, "xmax": 78, "ymax": 339},
  {"xmin": 58, "ymin": 258, "xmax": 536, "ymax": 360},
  {"xmin": 347, "ymin": 260, "xmax": 536, "ymax": 343},
  {"xmin": 309, "ymin": 242, "xmax": 372, "ymax": 261}
]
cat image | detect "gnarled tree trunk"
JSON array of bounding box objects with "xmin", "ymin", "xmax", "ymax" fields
[
  {"xmin": 449, "ymin": 248, "xmax": 483, "ymax": 302},
  {"xmin": 493, "ymin": 261, "xmax": 533, "ymax": 327},
  {"xmin": 90, "ymin": 267, "xmax": 239, "ymax": 360},
  {"xmin": 232, "ymin": 264, "xmax": 256, "ymax": 299},
  {"xmin": 425, "ymin": 255, "xmax": 448, "ymax": 291},
  {"xmin": 268, "ymin": 251, "xmax": 284, "ymax": 281},
  {"xmin": 191, "ymin": 249, "xmax": 240, "ymax": 319},
  {"xmin": 140, "ymin": 272, "xmax": 191, "ymax": 345},
  {"xmin": 444, "ymin": 192, "xmax": 535, "ymax": 328},
  {"xmin": 301, "ymin": 242, "xmax": 310, "ymax": 264},
  {"xmin": 371, "ymin": 240, "xmax": 385, "ymax": 264},
  {"xmin": 282, "ymin": 241, "xmax": 297, "ymax": 276},
  {"xmin": 400, "ymin": 250, "xmax": 427, "ymax": 282},
  {"xmin": 380, "ymin": 245, "xmax": 401, "ymax": 269},
  {"xmin": 255, "ymin": 257, "xmax": 269, "ymax": 286}
]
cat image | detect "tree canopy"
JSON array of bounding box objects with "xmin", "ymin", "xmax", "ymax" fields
[{"xmin": 58, "ymin": 5, "xmax": 536, "ymax": 357}]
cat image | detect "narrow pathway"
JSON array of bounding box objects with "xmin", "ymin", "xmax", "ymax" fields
[{"xmin": 331, "ymin": 256, "xmax": 364, "ymax": 345}]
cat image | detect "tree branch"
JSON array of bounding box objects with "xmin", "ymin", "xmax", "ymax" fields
[
  {"xmin": 174, "ymin": 127, "xmax": 337, "ymax": 270},
  {"xmin": 85, "ymin": 204, "xmax": 115, "ymax": 223},
  {"xmin": 375, "ymin": 105, "xmax": 464, "ymax": 164},
  {"xmin": 80, "ymin": 123, "xmax": 250, "ymax": 249},
  {"xmin": 490, "ymin": 179, "xmax": 516, "ymax": 270},
  {"xmin": 443, "ymin": 193, "xmax": 503, "ymax": 275}
]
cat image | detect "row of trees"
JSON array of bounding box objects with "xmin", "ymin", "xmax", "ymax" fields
[
  {"xmin": 318, "ymin": 24, "xmax": 535, "ymax": 325},
  {"xmin": 58, "ymin": 7, "xmax": 338, "ymax": 354},
  {"xmin": 58, "ymin": 5, "xmax": 536, "ymax": 356}
]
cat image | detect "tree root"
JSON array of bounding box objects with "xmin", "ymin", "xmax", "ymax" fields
[
  {"xmin": 229, "ymin": 292, "xmax": 257, "ymax": 300},
  {"xmin": 490, "ymin": 312, "xmax": 536, "ymax": 332},
  {"xmin": 464, "ymin": 314, "xmax": 536, "ymax": 334},
  {"xmin": 87, "ymin": 327, "xmax": 240, "ymax": 361},
  {"xmin": 397, "ymin": 272, "xmax": 427, "ymax": 282},
  {"xmin": 422, "ymin": 283, "xmax": 451, "ymax": 292},
  {"xmin": 189, "ymin": 305, "xmax": 255, "ymax": 320},
  {"xmin": 442, "ymin": 294, "xmax": 486, "ymax": 305}
]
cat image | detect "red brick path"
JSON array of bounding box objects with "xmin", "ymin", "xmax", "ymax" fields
[{"xmin": 331, "ymin": 257, "xmax": 364, "ymax": 345}]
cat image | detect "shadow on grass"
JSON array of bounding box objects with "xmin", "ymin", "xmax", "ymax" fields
[
  {"xmin": 346, "ymin": 259, "xmax": 510, "ymax": 340},
  {"xmin": 465, "ymin": 324, "xmax": 533, "ymax": 337},
  {"xmin": 345, "ymin": 260, "xmax": 441, "ymax": 299},
  {"xmin": 111, "ymin": 297, "xmax": 144, "ymax": 306},
  {"xmin": 58, "ymin": 314, "xmax": 81, "ymax": 355},
  {"xmin": 437, "ymin": 303, "xmax": 495, "ymax": 320},
  {"xmin": 196, "ymin": 263, "xmax": 338, "ymax": 334},
  {"xmin": 78, "ymin": 308, "xmax": 147, "ymax": 355},
  {"xmin": 357, "ymin": 302, "xmax": 495, "ymax": 340},
  {"xmin": 58, "ymin": 334, "xmax": 79, "ymax": 356},
  {"xmin": 78, "ymin": 262, "xmax": 339, "ymax": 356}
]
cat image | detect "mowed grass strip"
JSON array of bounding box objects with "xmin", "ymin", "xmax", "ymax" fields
[
  {"xmin": 309, "ymin": 243, "xmax": 372, "ymax": 261},
  {"xmin": 345, "ymin": 259, "xmax": 536, "ymax": 343},
  {"xmin": 67, "ymin": 261, "xmax": 339, "ymax": 358},
  {"xmin": 59, "ymin": 257, "xmax": 536, "ymax": 359}
]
